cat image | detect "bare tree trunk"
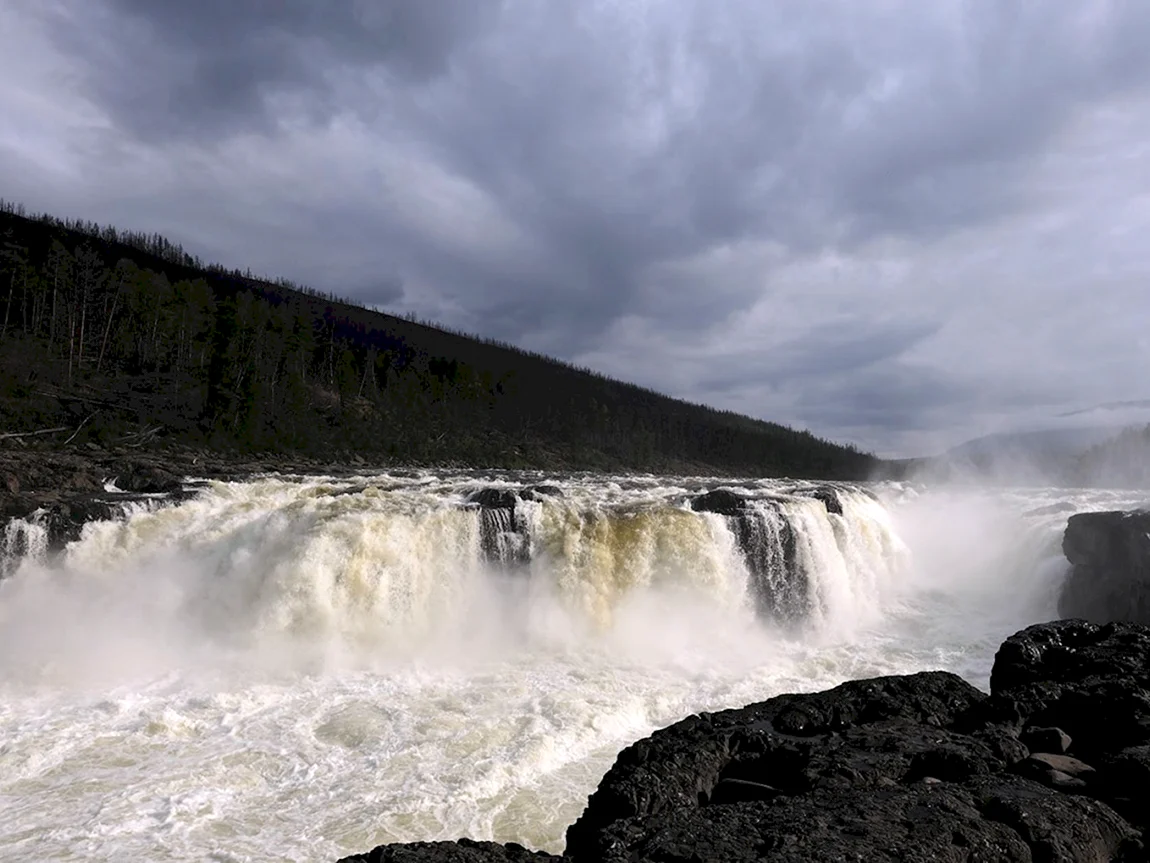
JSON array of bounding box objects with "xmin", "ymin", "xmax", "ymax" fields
[
  {"xmin": 67, "ymin": 310, "xmax": 75, "ymax": 384},
  {"xmin": 1, "ymin": 271, "xmax": 13, "ymax": 340},
  {"xmin": 77, "ymin": 301, "xmax": 87, "ymax": 370},
  {"xmin": 96, "ymin": 286, "xmax": 122, "ymax": 373}
]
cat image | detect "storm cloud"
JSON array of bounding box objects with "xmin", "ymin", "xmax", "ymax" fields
[{"xmin": 3, "ymin": 0, "xmax": 1150, "ymax": 455}]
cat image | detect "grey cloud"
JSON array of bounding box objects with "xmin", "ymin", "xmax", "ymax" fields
[
  {"xmin": 49, "ymin": 0, "xmax": 500, "ymax": 138},
  {"xmin": 9, "ymin": 0, "xmax": 1150, "ymax": 453}
]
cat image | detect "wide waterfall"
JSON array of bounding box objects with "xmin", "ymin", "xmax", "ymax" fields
[{"xmin": 0, "ymin": 472, "xmax": 1143, "ymax": 861}]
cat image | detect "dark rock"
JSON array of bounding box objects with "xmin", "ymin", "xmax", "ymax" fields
[
  {"xmin": 690, "ymin": 490, "xmax": 806, "ymax": 620},
  {"xmin": 342, "ymin": 622, "xmax": 1150, "ymax": 863},
  {"xmin": 1027, "ymin": 752, "xmax": 1096, "ymax": 780},
  {"xmin": 564, "ymin": 671, "xmax": 989, "ymax": 858},
  {"xmin": 467, "ymin": 488, "xmax": 519, "ymax": 510},
  {"xmin": 1060, "ymin": 509, "xmax": 1150, "ymax": 625},
  {"xmin": 520, "ymin": 485, "xmax": 563, "ymax": 502},
  {"xmin": 583, "ymin": 777, "xmax": 1139, "ymax": 863},
  {"xmin": 1012, "ymin": 753, "xmax": 1097, "ymax": 792},
  {"xmin": 988, "ymin": 620, "xmax": 1150, "ymax": 757},
  {"xmin": 466, "ymin": 489, "xmax": 530, "ymax": 566},
  {"xmin": 707, "ymin": 777, "xmax": 781, "ymax": 804},
  {"xmin": 1020, "ymin": 725, "xmax": 1071, "ymax": 754},
  {"xmin": 113, "ymin": 460, "xmax": 184, "ymax": 494},
  {"xmin": 802, "ymin": 487, "xmax": 843, "ymax": 516},
  {"xmin": 335, "ymin": 838, "xmax": 560, "ymax": 862},
  {"xmin": 689, "ymin": 489, "xmax": 747, "ymax": 516}
]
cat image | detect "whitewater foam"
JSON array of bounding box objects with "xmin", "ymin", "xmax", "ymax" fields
[{"xmin": 0, "ymin": 473, "xmax": 1140, "ymax": 860}]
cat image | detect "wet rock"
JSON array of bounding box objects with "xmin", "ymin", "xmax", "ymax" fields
[
  {"xmin": 1020, "ymin": 725, "xmax": 1071, "ymax": 754},
  {"xmin": 335, "ymin": 838, "xmax": 561, "ymax": 862},
  {"xmin": 582, "ymin": 777, "xmax": 1139, "ymax": 863},
  {"xmin": 341, "ymin": 623, "xmax": 1150, "ymax": 863},
  {"xmin": 690, "ymin": 490, "xmax": 806, "ymax": 620},
  {"xmin": 563, "ymin": 622, "xmax": 1150, "ymax": 862},
  {"xmin": 112, "ymin": 460, "xmax": 183, "ymax": 494},
  {"xmin": 0, "ymin": 490, "xmax": 196, "ymax": 558},
  {"xmin": 520, "ymin": 485, "xmax": 563, "ymax": 502},
  {"xmin": 801, "ymin": 487, "xmax": 843, "ymax": 516},
  {"xmin": 689, "ymin": 488, "xmax": 747, "ymax": 516},
  {"xmin": 988, "ymin": 619, "xmax": 1150, "ymax": 757},
  {"xmin": 467, "ymin": 488, "xmax": 518, "ymax": 510},
  {"xmin": 1027, "ymin": 752, "xmax": 1096, "ymax": 780},
  {"xmin": 1059, "ymin": 509, "xmax": 1150, "ymax": 625},
  {"xmin": 564, "ymin": 671, "xmax": 989, "ymax": 858},
  {"xmin": 466, "ymin": 488, "xmax": 530, "ymax": 567},
  {"xmin": 1012, "ymin": 753, "xmax": 1097, "ymax": 792}
]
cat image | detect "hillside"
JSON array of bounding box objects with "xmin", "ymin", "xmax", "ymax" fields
[{"xmin": 0, "ymin": 202, "xmax": 876, "ymax": 478}]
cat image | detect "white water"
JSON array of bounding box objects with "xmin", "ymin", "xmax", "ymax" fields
[{"xmin": 0, "ymin": 474, "xmax": 1144, "ymax": 861}]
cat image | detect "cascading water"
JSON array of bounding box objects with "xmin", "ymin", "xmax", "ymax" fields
[{"xmin": 0, "ymin": 472, "xmax": 1141, "ymax": 862}]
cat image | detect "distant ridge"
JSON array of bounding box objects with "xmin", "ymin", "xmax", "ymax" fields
[{"xmin": 0, "ymin": 201, "xmax": 876, "ymax": 478}]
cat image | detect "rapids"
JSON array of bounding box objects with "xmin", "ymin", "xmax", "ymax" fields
[{"xmin": 0, "ymin": 473, "xmax": 1144, "ymax": 861}]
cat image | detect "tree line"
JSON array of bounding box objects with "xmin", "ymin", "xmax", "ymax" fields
[{"xmin": 0, "ymin": 201, "xmax": 878, "ymax": 478}]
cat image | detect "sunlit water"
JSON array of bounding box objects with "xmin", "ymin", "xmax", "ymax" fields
[{"xmin": 0, "ymin": 473, "xmax": 1144, "ymax": 861}]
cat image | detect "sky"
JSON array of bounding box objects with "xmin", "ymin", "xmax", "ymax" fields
[{"xmin": 2, "ymin": 1, "xmax": 1150, "ymax": 458}]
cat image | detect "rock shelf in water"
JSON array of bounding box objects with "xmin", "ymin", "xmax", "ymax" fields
[
  {"xmin": 340, "ymin": 619, "xmax": 1150, "ymax": 863},
  {"xmin": 1060, "ymin": 509, "xmax": 1150, "ymax": 626}
]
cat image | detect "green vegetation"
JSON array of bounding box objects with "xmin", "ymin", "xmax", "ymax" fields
[{"xmin": 0, "ymin": 201, "xmax": 876, "ymax": 478}]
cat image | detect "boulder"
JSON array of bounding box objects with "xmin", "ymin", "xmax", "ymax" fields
[
  {"xmin": 520, "ymin": 485, "xmax": 563, "ymax": 502},
  {"xmin": 800, "ymin": 487, "xmax": 843, "ymax": 516},
  {"xmin": 689, "ymin": 489, "xmax": 747, "ymax": 516},
  {"xmin": 112, "ymin": 460, "xmax": 184, "ymax": 494},
  {"xmin": 1020, "ymin": 726, "xmax": 1072, "ymax": 754},
  {"xmin": 338, "ymin": 622, "xmax": 1150, "ymax": 862},
  {"xmin": 1059, "ymin": 510, "xmax": 1150, "ymax": 625},
  {"xmin": 467, "ymin": 488, "xmax": 519, "ymax": 510},
  {"xmin": 987, "ymin": 619, "xmax": 1150, "ymax": 758}
]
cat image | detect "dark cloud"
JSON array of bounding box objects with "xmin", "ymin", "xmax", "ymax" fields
[
  {"xmin": 50, "ymin": 0, "xmax": 501, "ymax": 138},
  {"xmin": 7, "ymin": 0, "xmax": 1150, "ymax": 454}
]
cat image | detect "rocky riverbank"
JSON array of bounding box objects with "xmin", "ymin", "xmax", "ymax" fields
[
  {"xmin": 1060, "ymin": 509, "xmax": 1150, "ymax": 626},
  {"xmin": 340, "ymin": 619, "xmax": 1150, "ymax": 862}
]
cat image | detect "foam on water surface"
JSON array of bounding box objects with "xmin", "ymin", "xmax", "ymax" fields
[{"xmin": 0, "ymin": 473, "xmax": 1143, "ymax": 860}]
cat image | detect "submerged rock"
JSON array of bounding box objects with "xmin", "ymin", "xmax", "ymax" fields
[{"xmin": 1059, "ymin": 509, "xmax": 1150, "ymax": 625}]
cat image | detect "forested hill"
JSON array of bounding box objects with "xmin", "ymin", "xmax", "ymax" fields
[{"xmin": 0, "ymin": 202, "xmax": 876, "ymax": 478}]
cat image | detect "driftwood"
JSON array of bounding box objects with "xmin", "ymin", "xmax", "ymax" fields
[
  {"xmin": 1, "ymin": 412, "xmax": 96, "ymax": 444},
  {"xmin": 118, "ymin": 425, "xmax": 164, "ymax": 448},
  {"xmin": 61, "ymin": 413, "xmax": 95, "ymax": 445},
  {"xmin": 0, "ymin": 426, "xmax": 68, "ymax": 440}
]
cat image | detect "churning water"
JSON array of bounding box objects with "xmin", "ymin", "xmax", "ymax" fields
[{"xmin": 0, "ymin": 473, "xmax": 1143, "ymax": 861}]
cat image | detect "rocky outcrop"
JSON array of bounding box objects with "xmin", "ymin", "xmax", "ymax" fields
[
  {"xmin": 690, "ymin": 489, "xmax": 805, "ymax": 620},
  {"xmin": 342, "ymin": 620, "xmax": 1150, "ymax": 862},
  {"xmin": 1059, "ymin": 510, "xmax": 1150, "ymax": 625},
  {"xmin": 464, "ymin": 487, "xmax": 541, "ymax": 567}
]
